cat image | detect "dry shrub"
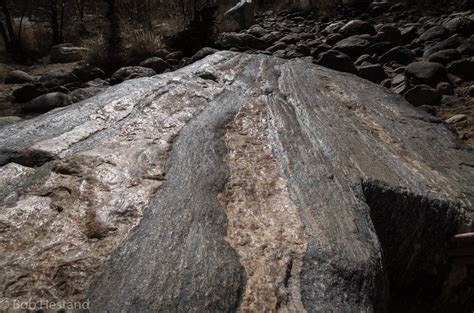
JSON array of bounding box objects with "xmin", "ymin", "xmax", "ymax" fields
[
  {"xmin": 17, "ymin": 23, "xmax": 52, "ymax": 57},
  {"xmin": 0, "ymin": 63, "xmax": 13, "ymax": 82},
  {"xmin": 124, "ymin": 30, "xmax": 163, "ymax": 62},
  {"xmin": 82, "ymin": 35, "xmax": 110, "ymax": 68},
  {"xmin": 0, "ymin": 20, "xmax": 52, "ymax": 57}
]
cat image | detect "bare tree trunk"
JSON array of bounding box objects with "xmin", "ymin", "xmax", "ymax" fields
[
  {"xmin": 105, "ymin": 0, "xmax": 121, "ymax": 68},
  {"xmin": 0, "ymin": 0, "xmax": 18, "ymax": 49},
  {"xmin": 0, "ymin": 21, "xmax": 10, "ymax": 49},
  {"xmin": 17, "ymin": 0, "xmax": 30, "ymax": 47},
  {"xmin": 59, "ymin": 0, "xmax": 67, "ymax": 43},
  {"xmin": 51, "ymin": 0, "xmax": 61, "ymax": 45},
  {"xmin": 75, "ymin": 0, "xmax": 86, "ymax": 20}
]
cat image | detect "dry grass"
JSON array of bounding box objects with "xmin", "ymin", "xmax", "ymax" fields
[
  {"xmin": 19, "ymin": 23, "xmax": 52, "ymax": 57},
  {"xmin": 124, "ymin": 29, "xmax": 164, "ymax": 61},
  {"xmin": 0, "ymin": 20, "xmax": 52, "ymax": 57},
  {"xmin": 82, "ymin": 29, "xmax": 165, "ymax": 71},
  {"xmin": 82, "ymin": 35, "xmax": 110, "ymax": 68}
]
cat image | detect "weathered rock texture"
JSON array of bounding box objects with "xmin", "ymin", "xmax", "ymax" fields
[{"xmin": 0, "ymin": 52, "xmax": 473, "ymax": 312}]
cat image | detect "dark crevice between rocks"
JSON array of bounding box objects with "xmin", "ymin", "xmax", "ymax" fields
[
  {"xmin": 0, "ymin": 149, "xmax": 54, "ymax": 168},
  {"xmin": 363, "ymin": 181, "xmax": 473, "ymax": 313}
]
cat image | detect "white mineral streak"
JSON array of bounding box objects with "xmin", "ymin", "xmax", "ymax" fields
[
  {"xmin": 0, "ymin": 76, "xmax": 224, "ymax": 308},
  {"xmin": 220, "ymin": 96, "xmax": 308, "ymax": 312}
]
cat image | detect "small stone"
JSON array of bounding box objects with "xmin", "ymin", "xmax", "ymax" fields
[
  {"xmin": 420, "ymin": 26, "xmax": 449, "ymax": 42},
  {"xmin": 326, "ymin": 33, "xmax": 344, "ymax": 46},
  {"xmin": 21, "ymin": 92, "xmax": 72, "ymax": 113},
  {"xmin": 13, "ymin": 83, "xmax": 48, "ymax": 103},
  {"xmin": 404, "ymin": 85, "xmax": 441, "ymax": 107},
  {"xmin": 446, "ymin": 114, "xmax": 467, "ymax": 124},
  {"xmin": 140, "ymin": 57, "xmax": 171, "ymax": 74},
  {"xmin": 340, "ymin": 20, "xmax": 376, "ymax": 37},
  {"xmin": 72, "ymin": 64, "xmax": 106, "ymax": 82},
  {"xmin": 436, "ymin": 82, "xmax": 454, "ymax": 95},
  {"xmin": 69, "ymin": 87, "xmax": 105, "ymax": 103},
  {"xmin": 333, "ymin": 35, "xmax": 372, "ymax": 59},
  {"xmin": 111, "ymin": 66, "xmax": 157, "ymax": 84},
  {"xmin": 427, "ymin": 49, "xmax": 461, "ymax": 65},
  {"xmin": 468, "ymin": 85, "xmax": 474, "ymax": 96},
  {"xmin": 358, "ymin": 64, "xmax": 388, "ymax": 84},
  {"xmin": 380, "ymin": 46, "xmax": 415, "ymax": 65},
  {"xmin": 4, "ymin": 70, "xmax": 35, "ymax": 84},
  {"xmin": 405, "ymin": 62, "xmax": 449, "ymax": 87},
  {"xmin": 191, "ymin": 47, "xmax": 218, "ymax": 63},
  {"xmin": 315, "ymin": 50, "xmax": 358, "ymax": 74},
  {"xmin": 220, "ymin": 32, "xmax": 268, "ymax": 50},
  {"xmin": 447, "ymin": 58, "xmax": 474, "ymax": 81},
  {"xmin": 376, "ymin": 25, "xmax": 402, "ymax": 45},
  {"xmin": 423, "ymin": 35, "xmax": 463, "ymax": 59},
  {"xmin": 50, "ymin": 43, "xmax": 88, "ymax": 64}
]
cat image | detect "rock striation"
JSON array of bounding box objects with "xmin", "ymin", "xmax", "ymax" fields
[{"xmin": 0, "ymin": 52, "xmax": 473, "ymax": 312}]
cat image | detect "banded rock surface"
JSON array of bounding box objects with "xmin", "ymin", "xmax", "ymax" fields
[{"xmin": 0, "ymin": 51, "xmax": 473, "ymax": 312}]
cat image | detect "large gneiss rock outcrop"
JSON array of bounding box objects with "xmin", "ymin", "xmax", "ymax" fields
[{"xmin": 0, "ymin": 52, "xmax": 473, "ymax": 312}]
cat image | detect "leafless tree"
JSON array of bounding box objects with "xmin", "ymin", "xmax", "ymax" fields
[{"xmin": 0, "ymin": 0, "xmax": 18, "ymax": 49}]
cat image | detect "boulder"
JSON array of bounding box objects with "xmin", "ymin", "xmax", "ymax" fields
[
  {"xmin": 423, "ymin": 35, "xmax": 463, "ymax": 59},
  {"xmin": 0, "ymin": 52, "xmax": 472, "ymax": 313},
  {"xmin": 446, "ymin": 58, "xmax": 474, "ymax": 81},
  {"xmin": 436, "ymin": 82, "xmax": 454, "ymax": 95},
  {"xmin": 442, "ymin": 16, "xmax": 474, "ymax": 36},
  {"xmin": 72, "ymin": 64, "xmax": 106, "ymax": 82},
  {"xmin": 389, "ymin": 3, "xmax": 404, "ymax": 11},
  {"xmin": 279, "ymin": 34, "xmax": 300, "ymax": 44},
  {"xmin": 368, "ymin": 41, "xmax": 395, "ymax": 55},
  {"xmin": 21, "ymin": 92, "xmax": 72, "ymax": 113},
  {"xmin": 469, "ymin": 85, "xmax": 474, "ymax": 96},
  {"xmin": 355, "ymin": 54, "xmax": 378, "ymax": 66},
  {"xmin": 12, "ymin": 83, "xmax": 48, "ymax": 103},
  {"xmin": 333, "ymin": 35, "xmax": 372, "ymax": 59},
  {"xmin": 380, "ymin": 46, "xmax": 415, "ymax": 65},
  {"xmin": 38, "ymin": 69, "xmax": 79, "ymax": 88},
  {"xmin": 190, "ymin": 47, "xmax": 219, "ymax": 63},
  {"xmin": 400, "ymin": 25, "xmax": 418, "ymax": 44},
  {"xmin": 69, "ymin": 87, "xmax": 105, "ymax": 103},
  {"xmin": 315, "ymin": 49, "xmax": 358, "ymax": 74},
  {"xmin": 405, "ymin": 62, "xmax": 449, "ymax": 87},
  {"xmin": 155, "ymin": 49, "xmax": 171, "ymax": 59},
  {"xmin": 4, "ymin": 70, "xmax": 35, "ymax": 84},
  {"xmin": 261, "ymin": 31, "xmax": 282, "ymax": 45},
  {"xmin": 166, "ymin": 51, "xmax": 184, "ymax": 60},
  {"xmin": 50, "ymin": 43, "xmax": 89, "ymax": 64},
  {"xmin": 428, "ymin": 49, "xmax": 462, "ymax": 65},
  {"xmin": 220, "ymin": 32, "xmax": 268, "ymax": 50},
  {"xmin": 111, "ymin": 66, "xmax": 157, "ymax": 84},
  {"xmin": 446, "ymin": 114, "xmax": 467, "ymax": 124},
  {"xmin": 375, "ymin": 25, "xmax": 402, "ymax": 45},
  {"xmin": 340, "ymin": 20, "xmax": 376, "ymax": 37},
  {"xmin": 404, "ymin": 85, "xmax": 442, "ymax": 106},
  {"xmin": 326, "ymin": 33, "xmax": 344, "ymax": 46},
  {"xmin": 323, "ymin": 21, "xmax": 345, "ymax": 34},
  {"xmin": 224, "ymin": 0, "xmax": 255, "ymax": 30},
  {"xmin": 419, "ymin": 26, "xmax": 450, "ymax": 42},
  {"xmin": 391, "ymin": 73, "xmax": 408, "ymax": 94},
  {"xmin": 267, "ymin": 41, "xmax": 287, "ymax": 53},
  {"xmin": 139, "ymin": 57, "xmax": 171, "ymax": 74},
  {"xmin": 358, "ymin": 64, "xmax": 388, "ymax": 84}
]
